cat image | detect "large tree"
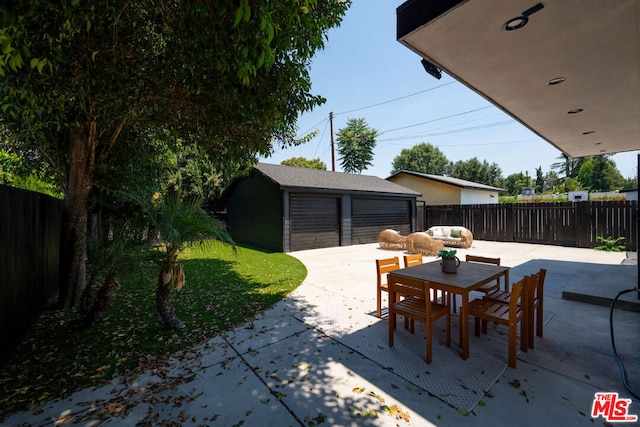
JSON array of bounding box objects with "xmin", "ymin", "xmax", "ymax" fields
[
  {"xmin": 391, "ymin": 142, "xmax": 450, "ymax": 176},
  {"xmin": 503, "ymin": 172, "xmax": 529, "ymax": 196},
  {"xmin": 281, "ymin": 156, "xmax": 327, "ymax": 170},
  {"xmin": 550, "ymin": 153, "xmax": 587, "ymax": 180},
  {"xmin": 577, "ymin": 155, "xmax": 624, "ymax": 191},
  {"xmin": 450, "ymin": 157, "xmax": 503, "ymax": 187},
  {"xmin": 335, "ymin": 117, "xmax": 378, "ymax": 174},
  {"xmin": 534, "ymin": 166, "xmax": 544, "ymax": 194},
  {"xmin": 0, "ymin": 0, "xmax": 351, "ymax": 308}
]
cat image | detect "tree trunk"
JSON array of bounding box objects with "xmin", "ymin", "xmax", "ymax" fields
[
  {"xmin": 58, "ymin": 124, "xmax": 96, "ymax": 308},
  {"xmin": 156, "ymin": 281, "xmax": 185, "ymax": 330}
]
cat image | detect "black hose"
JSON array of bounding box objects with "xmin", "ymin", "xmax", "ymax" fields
[{"xmin": 610, "ymin": 287, "xmax": 640, "ymax": 400}]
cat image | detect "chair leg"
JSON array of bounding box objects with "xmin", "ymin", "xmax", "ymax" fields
[
  {"xmin": 536, "ymin": 304, "xmax": 543, "ymax": 337},
  {"xmin": 376, "ymin": 289, "xmax": 382, "ymax": 318},
  {"xmin": 528, "ymin": 304, "xmax": 535, "ymax": 349},
  {"xmin": 520, "ymin": 315, "xmax": 528, "ymax": 353},
  {"xmin": 452, "ymin": 293, "xmax": 457, "ymax": 313},
  {"xmin": 446, "ymin": 311, "xmax": 451, "ymax": 347},
  {"xmin": 426, "ymin": 321, "xmax": 432, "ymax": 364},
  {"xmin": 388, "ymin": 311, "xmax": 395, "ymax": 347},
  {"xmin": 474, "ymin": 316, "xmax": 480, "ymax": 336},
  {"xmin": 508, "ymin": 321, "xmax": 517, "ymax": 368}
]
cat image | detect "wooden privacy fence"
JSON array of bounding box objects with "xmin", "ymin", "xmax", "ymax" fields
[
  {"xmin": 1, "ymin": 185, "xmax": 63, "ymax": 365},
  {"xmin": 421, "ymin": 201, "xmax": 637, "ymax": 251}
]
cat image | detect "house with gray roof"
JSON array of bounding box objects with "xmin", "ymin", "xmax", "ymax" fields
[
  {"xmin": 225, "ymin": 163, "xmax": 420, "ymax": 252},
  {"xmin": 387, "ymin": 170, "xmax": 503, "ymax": 205}
]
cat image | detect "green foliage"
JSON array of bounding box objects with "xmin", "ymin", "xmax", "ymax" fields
[
  {"xmin": 1, "ymin": 1, "xmax": 352, "ymax": 156},
  {"xmin": 595, "ymin": 235, "xmax": 626, "ymax": 252},
  {"xmin": 0, "ymin": 0, "xmax": 350, "ymax": 306},
  {"xmin": 141, "ymin": 192, "xmax": 236, "ymax": 265},
  {"xmin": 0, "ymin": 148, "xmax": 62, "ymax": 197},
  {"xmin": 499, "ymin": 195, "xmax": 568, "ymax": 203},
  {"xmin": 450, "ymin": 157, "xmax": 503, "ymax": 187},
  {"xmin": 164, "ymin": 142, "xmax": 233, "ymax": 201},
  {"xmin": 0, "ymin": 243, "xmax": 307, "ymax": 417},
  {"xmin": 543, "ymin": 170, "xmax": 562, "ymax": 192},
  {"xmin": 563, "ymin": 177, "xmax": 581, "ymax": 192},
  {"xmin": 437, "ymin": 249, "xmax": 457, "ymax": 259},
  {"xmin": 577, "ymin": 155, "xmax": 624, "ymax": 191},
  {"xmin": 336, "ymin": 117, "xmax": 378, "ymax": 174},
  {"xmin": 620, "ymin": 175, "xmax": 638, "ymax": 190},
  {"xmin": 550, "ymin": 154, "xmax": 586, "ymax": 179},
  {"xmin": 503, "ymin": 172, "xmax": 530, "ymax": 196},
  {"xmin": 391, "ymin": 143, "xmax": 450, "ymax": 176},
  {"xmin": 281, "ymin": 156, "xmax": 327, "ymax": 170},
  {"xmin": 535, "ymin": 166, "xmax": 544, "ymax": 193}
]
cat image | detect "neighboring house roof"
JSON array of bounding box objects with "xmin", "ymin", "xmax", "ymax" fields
[
  {"xmin": 255, "ymin": 163, "xmax": 420, "ymax": 196},
  {"xmin": 387, "ymin": 170, "xmax": 504, "ymax": 192}
]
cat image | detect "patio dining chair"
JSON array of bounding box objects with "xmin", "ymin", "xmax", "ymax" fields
[
  {"xmin": 484, "ymin": 268, "xmax": 547, "ymax": 348},
  {"xmin": 403, "ymin": 253, "xmax": 423, "ymax": 268},
  {"xmin": 468, "ymin": 277, "xmax": 529, "ymax": 368},
  {"xmin": 388, "ymin": 276, "xmax": 450, "ymax": 364},
  {"xmin": 376, "ymin": 257, "xmax": 401, "ymax": 318},
  {"xmin": 403, "ymin": 253, "xmax": 448, "ymax": 305},
  {"xmin": 447, "ymin": 255, "xmax": 502, "ymax": 313}
]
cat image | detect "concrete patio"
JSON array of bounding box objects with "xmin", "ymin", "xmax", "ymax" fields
[{"xmin": 3, "ymin": 240, "xmax": 639, "ymax": 426}]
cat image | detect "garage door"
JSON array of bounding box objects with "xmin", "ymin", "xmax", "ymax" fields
[
  {"xmin": 290, "ymin": 195, "xmax": 340, "ymax": 251},
  {"xmin": 352, "ymin": 198, "xmax": 411, "ymax": 244}
]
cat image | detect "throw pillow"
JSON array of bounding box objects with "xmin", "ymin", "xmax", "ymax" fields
[{"xmin": 450, "ymin": 229, "xmax": 462, "ymax": 238}]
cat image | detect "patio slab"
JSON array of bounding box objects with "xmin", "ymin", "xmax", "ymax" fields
[{"xmin": 3, "ymin": 240, "xmax": 639, "ymax": 426}]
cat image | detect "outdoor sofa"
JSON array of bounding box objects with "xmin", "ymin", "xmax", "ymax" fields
[{"xmin": 426, "ymin": 226, "xmax": 473, "ymax": 249}]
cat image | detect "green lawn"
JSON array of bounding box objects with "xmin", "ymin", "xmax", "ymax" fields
[{"xmin": 0, "ymin": 242, "xmax": 307, "ymax": 419}]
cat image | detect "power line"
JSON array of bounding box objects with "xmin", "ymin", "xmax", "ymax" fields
[
  {"xmin": 384, "ymin": 137, "xmax": 538, "ymax": 148},
  {"xmin": 379, "ymin": 106, "xmax": 495, "ymax": 135},
  {"xmin": 311, "ymin": 119, "xmax": 331, "ymax": 158},
  {"xmin": 379, "ymin": 119, "xmax": 516, "ymax": 142},
  {"xmin": 297, "ymin": 117, "xmax": 328, "ymax": 139},
  {"xmin": 334, "ymin": 81, "xmax": 456, "ymax": 116},
  {"xmin": 384, "ymin": 112, "xmax": 506, "ymax": 139}
]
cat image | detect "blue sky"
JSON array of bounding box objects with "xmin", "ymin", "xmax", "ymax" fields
[{"xmin": 261, "ymin": 0, "xmax": 639, "ymax": 180}]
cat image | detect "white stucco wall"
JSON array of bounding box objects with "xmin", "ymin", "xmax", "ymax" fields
[{"xmin": 460, "ymin": 189, "xmax": 499, "ymax": 204}]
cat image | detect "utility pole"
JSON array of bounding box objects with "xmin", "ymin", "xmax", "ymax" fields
[{"xmin": 330, "ymin": 111, "xmax": 335, "ymax": 172}]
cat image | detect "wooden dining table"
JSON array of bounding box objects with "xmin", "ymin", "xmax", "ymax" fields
[{"xmin": 387, "ymin": 260, "xmax": 510, "ymax": 360}]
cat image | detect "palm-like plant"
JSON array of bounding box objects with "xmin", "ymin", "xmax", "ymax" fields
[{"xmin": 144, "ymin": 192, "xmax": 235, "ymax": 329}]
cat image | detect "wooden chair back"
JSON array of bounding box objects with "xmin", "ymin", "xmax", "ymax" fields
[
  {"xmin": 465, "ymin": 255, "xmax": 500, "ymax": 266},
  {"xmin": 388, "ymin": 276, "xmax": 450, "ymax": 363},
  {"xmin": 446, "ymin": 255, "xmax": 502, "ymax": 314},
  {"xmin": 466, "ymin": 254, "xmax": 502, "ymax": 290},
  {"xmin": 376, "ymin": 257, "xmax": 400, "ymax": 287},
  {"xmin": 526, "ymin": 268, "xmax": 547, "ymax": 347},
  {"xmin": 389, "ymin": 275, "xmax": 427, "ymax": 301},
  {"xmin": 375, "ymin": 257, "xmax": 400, "ymax": 318},
  {"xmin": 403, "ymin": 253, "xmax": 423, "ymax": 268},
  {"xmin": 468, "ymin": 276, "xmax": 529, "ymax": 368}
]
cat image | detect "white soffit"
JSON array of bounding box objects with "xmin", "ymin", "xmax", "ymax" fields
[{"xmin": 397, "ymin": 0, "xmax": 640, "ymax": 158}]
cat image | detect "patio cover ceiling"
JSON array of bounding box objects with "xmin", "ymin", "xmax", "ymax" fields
[{"xmin": 396, "ymin": 0, "xmax": 640, "ymax": 159}]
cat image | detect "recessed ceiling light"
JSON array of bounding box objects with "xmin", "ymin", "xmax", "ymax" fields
[
  {"xmin": 595, "ymin": 142, "xmax": 602, "ymax": 145},
  {"xmin": 583, "ymin": 131, "xmax": 596, "ymax": 135},
  {"xmin": 568, "ymin": 108, "xmax": 584, "ymax": 114},
  {"xmin": 503, "ymin": 16, "xmax": 528, "ymax": 31},
  {"xmin": 502, "ymin": 3, "xmax": 545, "ymax": 32},
  {"xmin": 600, "ymin": 149, "xmax": 606, "ymax": 153},
  {"xmin": 547, "ymin": 77, "xmax": 566, "ymax": 86}
]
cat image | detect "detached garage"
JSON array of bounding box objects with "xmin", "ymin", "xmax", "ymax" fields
[{"xmin": 225, "ymin": 163, "xmax": 420, "ymax": 252}]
